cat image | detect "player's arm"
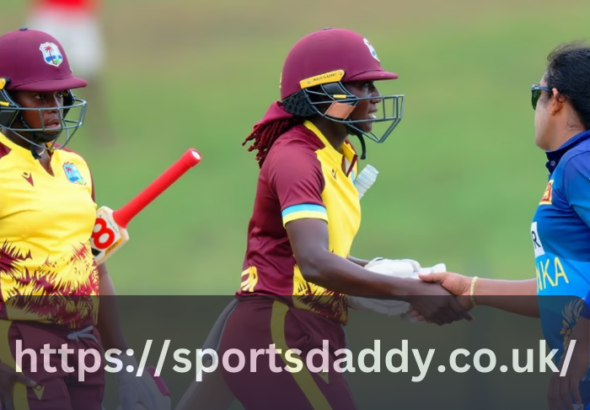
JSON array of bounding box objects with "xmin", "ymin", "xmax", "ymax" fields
[
  {"xmin": 562, "ymin": 152, "xmax": 590, "ymax": 297},
  {"xmin": 97, "ymin": 262, "xmax": 172, "ymax": 410},
  {"xmin": 472, "ymin": 278, "xmax": 539, "ymax": 316},
  {"xmin": 88, "ymin": 168, "xmax": 171, "ymax": 410},
  {"xmin": 286, "ymin": 219, "xmax": 418, "ymax": 296},
  {"xmin": 96, "ymin": 262, "xmax": 130, "ymax": 351},
  {"xmin": 417, "ymin": 271, "xmax": 538, "ymax": 317},
  {"xmin": 273, "ymin": 149, "xmax": 409, "ymax": 297},
  {"xmin": 87, "ymin": 167, "xmax": 130, "ymax": 351},
  {"xmin": 286, "ymin": 219, "xmax": 473, "ymax": 324},
  {"xmin": 271, "ymin": 148, "xmax": 472, "ymax": 325},
  {"xmin": 347, "ymin": 256, "xmax": 369, "ymax": 267},
  {"xmin": 413, "ymin": 156, "xmax": 590, "ymax": 320},
  {"xmin": 563, "ymin": 152, "xmax": 590, "ymax": 227},
  {"xmin": 545, "ymin": 154, "xmax": 590, "ymax": 410}
]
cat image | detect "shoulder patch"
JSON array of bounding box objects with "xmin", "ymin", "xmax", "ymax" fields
[{"xmin": 540, "ymin": 180, "xmax": 553, "ymax": 205}]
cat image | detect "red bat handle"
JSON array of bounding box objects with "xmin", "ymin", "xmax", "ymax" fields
[{"xmin": 112, "ymin": 148, "xmax": 202, "ymax": 229}]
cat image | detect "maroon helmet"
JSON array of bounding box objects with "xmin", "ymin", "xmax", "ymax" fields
[
  {"xmin": 0, "ymin": 28, "xmax": 87, "ymax": 151},
  {"xmin": 279, "ymin": 28, "xmax": 404, "ymax": 147}
]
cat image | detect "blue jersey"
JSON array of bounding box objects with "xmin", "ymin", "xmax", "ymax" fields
[{"xmin": 531, "ymin": 129, "xmax": 590, "ymax": 379}]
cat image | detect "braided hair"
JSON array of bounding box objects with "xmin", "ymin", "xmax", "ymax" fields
[
  {"xmin": 242, "ymin": 117, "xmax": 301, "ymax": 167},
  {"xmin": 242, "ymin": 91, "xmax": 315, "ymax": 167}
]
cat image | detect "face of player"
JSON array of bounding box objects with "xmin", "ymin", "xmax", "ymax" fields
[
  {"xmin": 345, "ymin": 81, "xmax": 381, "ymax": 133},
  {"xmin": 11, "ymin": 90, "xmax": 65, "ymax": 136},
  {"xmin": 534, "ymin": 74, "xmax": 552, "ymax": 150}
]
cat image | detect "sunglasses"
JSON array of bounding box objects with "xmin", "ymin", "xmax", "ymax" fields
[{"xmin": 531, "ymin": 84, "xmax": 551, "ymax": 109}]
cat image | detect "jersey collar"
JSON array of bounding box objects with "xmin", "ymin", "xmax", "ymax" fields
[
  {"xmin": 303, "ymin": 120, "xmax": 358, "ymax": 176},
  {"xmin": 545, "ymin": 129, "xmax": 590, "ymax": 173},
  {"xmin": 0, "ymin": 131, "xmax": 31, "ymax": 160},
  {"xmin": 0, "ymin": 131, "xmax": 20, "ymax": 150}
]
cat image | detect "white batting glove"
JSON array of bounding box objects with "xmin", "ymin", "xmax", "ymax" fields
[
  {"xmin": 117, "ymin": 356, "xmax": 171, "ymax": 410},
  {"xmin": 346, "ymin": 258, "xmax": 446, "ymax": 323},
  {"xmin": 346, "ymin": 258, "xmax": 418, "ymax": 318}
]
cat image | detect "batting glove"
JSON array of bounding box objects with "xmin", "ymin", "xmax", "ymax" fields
[
  {"xmin": 346, "ymin": 258, "xmax": 446, "ymax": 323},
  {"xmin": 117, "ymin": 356, "xmax": 171, "ymax": 410}
]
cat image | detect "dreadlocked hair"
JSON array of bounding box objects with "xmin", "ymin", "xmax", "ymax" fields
[
  {"xmin": 243, "ymin": 92, "xmax": 314, "ymax": 167},
  {"xmin": 242, "ymin": 116, "xmax": 302, "ymax": 168}
]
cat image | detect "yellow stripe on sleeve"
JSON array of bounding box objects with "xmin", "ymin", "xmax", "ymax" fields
[{"xmin": 283, "ymin": 211, "xmax": 328, "ymax": 226}]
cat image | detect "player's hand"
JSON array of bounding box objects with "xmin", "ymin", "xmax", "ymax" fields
[
  {"xmin": 117, "ymin": 357, "xmax": 171, "ymax": 410},
  {"xmin": 411, "ymin": 271, "xmax": 474, "ymax": 322},
  {"xmin": 418, "ymin": 271, "xmax": 472, "ymax": 298},
  {"xmin": 547, "ymin": 317, "xmax": 589, "ymax": 410},
  {"xmin": 402, "ymin": 279, "xmax": 473, "ymax": 326},
  {"xmin": 0, "ymin": 362, "xmax": 37, "ymax": 410}
]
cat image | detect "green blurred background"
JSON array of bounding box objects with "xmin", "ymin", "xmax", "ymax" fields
[{"xmin": 2, "ymin": 0, "xmax": 589, "ymax": 295}]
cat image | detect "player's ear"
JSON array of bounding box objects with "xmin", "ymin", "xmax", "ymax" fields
[{"xmin": 549, "ymin": 88, "xmax": 566, "ymax": 116}]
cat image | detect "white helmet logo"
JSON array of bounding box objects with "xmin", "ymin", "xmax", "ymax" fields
[
  {"xmin": 363, "ymin": 38, "xmax": 380, "ymax": 62},
  {"xmin": 39, "ymin": 42, "xmax": 63, "ymax": 67}
]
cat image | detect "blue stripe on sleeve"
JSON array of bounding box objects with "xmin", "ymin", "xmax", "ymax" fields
[{"xmin": 282, "ymin": 204, "xmax": 326, "ymax": 218}]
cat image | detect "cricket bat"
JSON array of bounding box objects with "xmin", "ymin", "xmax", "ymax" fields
[{"xmin": 90, "ymin": 148, "xmax": 202, "ymax": 265}]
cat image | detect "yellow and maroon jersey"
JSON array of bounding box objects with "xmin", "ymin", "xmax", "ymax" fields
[
  {"xmin": 0, "ymin": 132, "xmax": 99, "ymax": 328},
  {"xmin": 238, "ymin": 120, "xmax": 361, "ymax": 324}
]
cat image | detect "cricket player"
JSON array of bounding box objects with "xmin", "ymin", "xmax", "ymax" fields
[
  {"xmin": 211, "ymin": 27, "xmax": 472, "ymax": 410},
  {"xmin": 0, "ymin": 28, "xmax": 167, "ymax": 410},
  {"xmin": 418, "ymin": 41, "xmax": 590, "ymax": 410},
  {"xmin": 25, "ymin": 0, "xmax": 115, "ymax": 146}
]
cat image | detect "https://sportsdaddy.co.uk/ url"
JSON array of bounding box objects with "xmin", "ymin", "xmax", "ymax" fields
[
  {"xmin": 13, "ymin": 338, "xmax": 580, "ymax": 382},
  {"xmin": 11, "ymin": 340, "xmax": 576, "ymax": 382}
]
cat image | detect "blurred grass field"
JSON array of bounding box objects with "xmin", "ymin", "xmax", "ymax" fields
[{"xmin": 2, "ymin": 0, "xmax": 590, "ymax": 295}]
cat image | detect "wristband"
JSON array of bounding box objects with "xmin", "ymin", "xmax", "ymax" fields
[{"xmin": 470, "ymin": 276, "xmax": 479, "ymax": 308}]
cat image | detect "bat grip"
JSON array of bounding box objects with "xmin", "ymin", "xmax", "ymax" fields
[{"xmin": 112, "ymin": 149, "xmax": 201, "ymax": 229}]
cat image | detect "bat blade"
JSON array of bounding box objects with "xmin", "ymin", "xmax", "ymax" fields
[{"xmin": 91, "ymin": 206, "xmax": 130, "ymax": 265}]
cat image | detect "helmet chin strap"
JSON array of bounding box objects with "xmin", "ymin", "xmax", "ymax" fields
[
  {"xmin": 356, "ymin": 134, "xmax": 367, "ymax": 160},
  {"xmin": 345, "ymin": 124, "xmax": 367, "ymax": 160},
  {"xmin": 30, "ymin": 145, "xmax": 41, "ymax": 159}
]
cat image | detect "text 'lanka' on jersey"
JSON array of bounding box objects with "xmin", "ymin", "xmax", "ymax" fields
[{"xmin": 531, "ymin": 129, "xmax": 590, "ymax": 373}]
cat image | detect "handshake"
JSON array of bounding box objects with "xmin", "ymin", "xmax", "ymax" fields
[{"xmin": 346, "ymin": 258, "xmax": 475, "ymax": 325}]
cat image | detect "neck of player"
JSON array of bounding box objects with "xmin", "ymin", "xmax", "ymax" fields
[{"xmin": 309, "ymin": 117, "xmax": 349, "ymax": 152}]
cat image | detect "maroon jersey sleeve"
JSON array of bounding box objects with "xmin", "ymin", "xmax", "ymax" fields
[{"xmin": 266, "ymin": 144, "xmax": 327, "ymax": 226}]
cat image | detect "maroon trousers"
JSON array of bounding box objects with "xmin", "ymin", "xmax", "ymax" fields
[
  {"xmin": 0, "ymin": 320, "xmax": 104, "ymax": 410},
  {"xmin": 218, "ymin": 296, "xmax": 358, "ymax": 410}
]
